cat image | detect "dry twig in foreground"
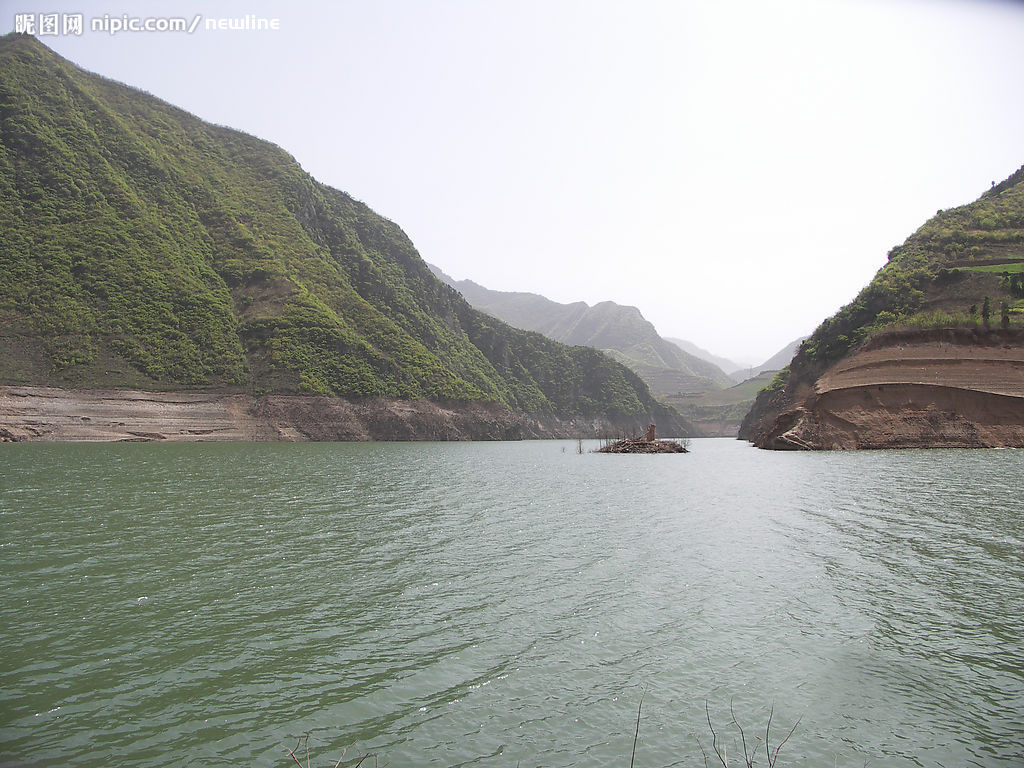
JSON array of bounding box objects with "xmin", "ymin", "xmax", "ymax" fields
[{"xmin": 696, "ymin": 700, "xmax": 801, "ymax": 768}]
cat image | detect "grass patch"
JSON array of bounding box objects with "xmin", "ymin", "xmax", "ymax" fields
[{"xmin": 961, "ymin": 261, "xmax": 1024, "ymax": 274}]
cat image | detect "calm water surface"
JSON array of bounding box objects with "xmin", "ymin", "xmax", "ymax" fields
[{"xmin": 1, "ymin": 439, "xmax": 1022, "ymax": 767}]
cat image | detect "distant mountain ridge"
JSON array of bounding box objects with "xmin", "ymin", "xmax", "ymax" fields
[
  {"xmin": 429, "ymin": 265, "xmax": 734, "ymax": 396},
  {"xmin": 752, "ymin": 336, "xmax": 806, "ymax": 374},
  {"xmin": 665, "ymin": 338, "xmax": 749, "ymax": 378},
  {"xmin": 667, "ymin": 336, "xmax": 806, "ymax": 382}
]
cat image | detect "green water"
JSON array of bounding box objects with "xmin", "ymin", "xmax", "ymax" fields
[{"xmin": 1, "ymin": 439, "xmax": 1022, "ymax": 766}]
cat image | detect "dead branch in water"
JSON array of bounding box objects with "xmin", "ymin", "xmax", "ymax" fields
[
  {"xmin": 695, "ymin": 700, "xmax": 801, "ymax": 768},
  {"xmin": 630, "ymin": 687, "xmax": 646, "ymax": 768},
  {"xmin": 284, "ymin": 732, "xmax": 377, "ymax": 768}
]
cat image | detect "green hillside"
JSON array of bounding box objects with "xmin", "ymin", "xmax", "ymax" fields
[
  {"xmin": 741, "ymin": 164, "xmax": 1024, "ymax": 440},
  {"xmin": 429, "ymin": 267, "xmax": 734, "ymax": 396},
  {"xmin": 0, "ymin": 34, "xmax": 688, "ymax": 433}
]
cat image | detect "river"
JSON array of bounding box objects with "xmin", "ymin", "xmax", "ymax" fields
[{"xmin": 1, "ymin": 439, "xmax": 1021, "ymax": 766}]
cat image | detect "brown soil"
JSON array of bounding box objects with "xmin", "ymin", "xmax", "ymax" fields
[
  {"xmin": 754, "ymin": 331, "xmax": 1024, "ymax": 450},
  {"xmin": 815, "ymin": 340, "xmax": 1024, "ymax": 397},
  {"xmin": 0, "ymin": 386, "xmax": 604, "ymax": 442}
]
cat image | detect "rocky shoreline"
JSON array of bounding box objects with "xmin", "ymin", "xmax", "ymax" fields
[{"xmin": 0, "ymin": 386, "xmax": 613, "ymax": 443}]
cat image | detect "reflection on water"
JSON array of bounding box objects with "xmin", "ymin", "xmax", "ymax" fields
[{"xmin": 1, "ymin": 440, "xmax": 1021, "ymax": 767}]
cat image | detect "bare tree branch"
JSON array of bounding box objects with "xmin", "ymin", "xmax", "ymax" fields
[
  {"xmin": 729, "ymin": 699, "xmax": 754, "ymax": 768},
  {"xmin": 701, "ymin": 699, "xmax": 799, "ymax": 768},
  {"xmin": 696, "ymin": 734, "xmax": 711, "ymax": 768},
  {"xmin": 769, "ymin": 715, "xmax": 801, "ymax": 767},
  {"xmin": 285, "ymin": 733, "xmax": 311, "ymax": 768},
  {"xmin": 706, "ymin": 701, "xmax": 728, "ymax": 767},
  {"xmin": 630, "ymin": 687, "xmax": 646, "ymax": 768}
]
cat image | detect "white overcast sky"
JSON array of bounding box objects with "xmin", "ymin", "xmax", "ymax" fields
[{"xmin": 3, "ymin": 0, "xmax": 1023, "ymax": 364}]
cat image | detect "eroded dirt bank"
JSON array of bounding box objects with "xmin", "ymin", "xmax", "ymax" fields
[
  {"xmin": 753, "ymin": 331, "xmax": 1024, "ymax": 450},
  {"xmin": 0, "ymin": 387, "xmax": 605, "ymax": 442}
]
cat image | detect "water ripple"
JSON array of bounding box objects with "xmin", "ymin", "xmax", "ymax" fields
[{"xmin": 1, "ymin": 440, "xmax": 1022, "ymax": 766}]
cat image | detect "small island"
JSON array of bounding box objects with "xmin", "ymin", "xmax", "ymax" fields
[{"xmin": 596, "ymin": 425, "xmax": 689, "ymax": 454}]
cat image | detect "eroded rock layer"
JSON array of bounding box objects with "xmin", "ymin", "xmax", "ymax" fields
[
  {"xmin": 0, "ymin": 387, "xmax": 610, "ymax": 442},
  {"xmin": 753, "ymin": 332, "xmax": 1024, "ymax": 450}
]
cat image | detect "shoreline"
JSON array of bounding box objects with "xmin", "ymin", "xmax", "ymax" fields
[{"xmin": 0, "ymin": 386, "xmax": 607, "ymax": 443}]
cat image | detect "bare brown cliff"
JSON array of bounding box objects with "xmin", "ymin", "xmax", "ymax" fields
[{"xmin": 746, "ymin": 330, "xmax": 1024, "ymax": 450}]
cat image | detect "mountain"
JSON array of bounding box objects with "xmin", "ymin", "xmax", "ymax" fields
[
  {"xmin": 659, "ymin": 336, "xmax": 805, "ymax": 437},
  {"xmin": 753, "ymin": 336, "xmax": 807, "ymax": 375},
  {"xmin": 670, "ymin": 336, "xmax": 808, "ymax": 383},
  {"xmin": 741, "ymin": 166, "xmax": 1024, "ymax": 449},
  {"xmin": 429, "ymin": 266, "xmax": 734, "ymax": 397},
  {"xmin": 666, "ymin": 338, "xmax": 749, "ymax": 379},
  {"xmin": 663, "ymin": 338, "xmax": 801, "ymax": 436},
  {"xmin": 0, "ymin": 34, "xmax": 690, "ymax": 440},
  {"xmin": 664, "ymin": 370, "xmax": 777, "ymax": 438}
]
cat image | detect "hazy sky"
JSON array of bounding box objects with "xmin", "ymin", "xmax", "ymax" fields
[{"xmin": 3, "ymin": 0, "xmax": 1023, "ymax": 364}]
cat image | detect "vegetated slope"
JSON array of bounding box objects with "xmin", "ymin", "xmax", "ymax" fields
[
  {"xmin": 429, "ymin": 266, "xmax": 733, "ymax": 396},
  {"xmin": 0, "ymin": 34, "xmax": 689, "ymax": 437},
  {"xmin": 740, "ymin": 165, "xmax": 1024, "ymax": 449}
]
